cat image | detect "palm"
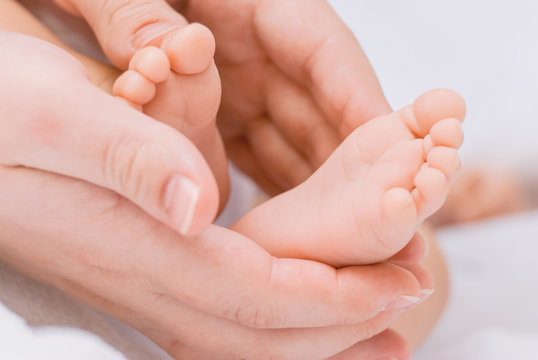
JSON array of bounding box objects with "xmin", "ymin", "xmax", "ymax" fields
[{"xmin": 184, "ymin": 0, "xmax": 391, "ymax": 194}]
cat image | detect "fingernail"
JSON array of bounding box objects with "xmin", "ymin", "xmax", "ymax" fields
[
  {"xmin": 164, "ymin": 175, "xmax": 200, "ymax": 235},
  {"xmin": 131, "ymin": 23, "xmax": 182, "ymax": 49},
  {"xmin": 419, "ymin": 288, "xmax": 435, "ymax": 300},
  {"xmin": 382, "ymin": 295, "xmax": 421, "ymax": 311}
]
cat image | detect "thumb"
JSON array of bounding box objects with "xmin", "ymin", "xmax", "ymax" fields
[
  {"xmin": 2, "ymin": 81, "xmax": 219, "ymax": 237},
  {"xmin": 54, "ymin": 0, "xmax": 188, "ymax": 69}
]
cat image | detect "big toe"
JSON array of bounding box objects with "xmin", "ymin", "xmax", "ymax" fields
[
  {"xmin": 407, "ymin": 89, "xmax": 466, "ymax": 137},
  {"xmin": 161, "ymin": 23, "xmax": 216, "ymax": 74}
]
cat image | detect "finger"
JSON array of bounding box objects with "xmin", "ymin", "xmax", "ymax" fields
[
  {"xmin": 254, "ymin": 0, "xmax": 392, "ymax": 135},
  {"xmin": 264, "ymin": 65, "xmax": 341, "ymax": 169},
  {"xmin": 0, "ymin": 164, "xmax": 423, "ymax": 329},
  {"xmin": 388, "ymin": 261, "xmax": 434, "ymax": 298},
  {"xmin": 54, "ymin": 0, "xmax": 189, "ymax": 69},
  {"xmin": 0, "ymin": 166, "xmax": 408, "ymax": 359},
  {"xmin": 244, "ymin": 116, "xmax": 314, "ymax": 190},
  {"xmin": 153, "ymin": 227, "xmax": 424, "ymax": 328},
  {"xmin": 224, "ymin": 136, "xmax": 285, "ymax": 196},
  {"xmin": 328, "ymin": 329, "xmax": 411, "ymax": 360},
  {"xmin": 387, "ymin": 235, "xmax": 436, "ymax": 305},
  {"xmin": 388, "ymin": 232, "xmax": 428, "ymax": 264},
  {"xmin": 0, "ymin": 34, "xmax": 218, "ymax": 236},
  {"xmin": 143, "ymin": 296, "xmax": 403, "ymax": 360}
]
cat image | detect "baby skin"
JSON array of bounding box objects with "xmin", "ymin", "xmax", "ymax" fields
[
  {"xmin": 4, "ymin": 0, "xmax": 463, "ymax": 351},
  {"xmin": 111, "ymin": 25, "xmax": 230, "ymax": 206},
  {"xmin": 7, "ymin": 0, "xmax": 464, "ymax": 269},
  {"xmin": 233, "ymin": 89, "xmax": 465, "ymax": 267}
]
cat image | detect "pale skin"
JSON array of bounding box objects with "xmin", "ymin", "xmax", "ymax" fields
[
  {"xmin": 0, "ymin": 27, "xmax": 429, "ymax": 359},
  {"xmin": 3, "ymin": 0, "xmax": 462, "ymax": 356},
  {"xmin": 0, "ymin": 162, "xmax": 429, "ymax": 359},
  {"xmin": 27, "ymin": 4, "xmax": 476, "ymax": 349},
  {"xmin": 21, "ymin": 1, "xmax": 463, "ymax": 265},
  {"xmin": 113, "ymin": 28, "xmax": 463, "ymax": 359},
  {"xmin": 48, "ymin": 0, "xmax": 393, "ymax": 196}
]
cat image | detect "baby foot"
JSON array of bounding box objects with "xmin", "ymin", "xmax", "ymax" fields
[
  {"xmin": 112, "ymin": 24, "xmax": 229, "ymax": 206},
  {"xmin": 232, "ymin": 89, "xmax": 466, "ymax": 267}
]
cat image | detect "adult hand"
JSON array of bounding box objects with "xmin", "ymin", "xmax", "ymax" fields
[
  {"xmin": 0, "ymin": 164, "xmax": 430, "ymax": 359},
  {"xmin": 51, "ymin": 0, "xmax": 392, "ymax": 195},
  {"xmin": 0, "ymin": 31, "xmax": 218, "ymax": 236}
]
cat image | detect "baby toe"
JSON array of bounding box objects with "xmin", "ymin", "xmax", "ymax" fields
[
  {"xmin": 412, "ymin": 166, "xmax": 449, "ymax": 218},
  {"xmin": 382, "ymin": 187, "xmax": 418, "ymax": 239},
  {"xmin": 129, "ymin": 46, "xmax": 170, "ymax": 83},
  {"xmin": 162, "ymin": 23, "xmax": 215, "ymax": 74},
  {"xmin": 427, "ymin": 146, "xmax": 461, "ymax": 180},
  {"xmin": 429, "ymin": 117, "xmax": 464, "ymax": 149},
  {"xmin": 406, "ymin": 89, "xmax": 466, "ymax": 138},
  {"xmin": 112, "ymin": 70, "xmax": 156, "ymax": 105}
]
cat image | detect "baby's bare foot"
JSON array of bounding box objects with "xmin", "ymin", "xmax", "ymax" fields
[
  {"xmin": 233, "ymin": 89, "xmax": 466, "ymax": 267},
  {"xmin": 113, "ymin": 24, "xmax": 229, "ymax": 206}
]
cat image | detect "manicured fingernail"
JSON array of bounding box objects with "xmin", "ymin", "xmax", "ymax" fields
[
  {"xmin": 419, "ymin": 288, "xmax": 435, "ymax": 300},
  {"xmin": 382, "ymin": 295, "xmax": 421, "ymax": 311},
  {"xmin": 164, "ymin": 175, "xmax": 200, "ymax": 235},
  {"xmin": 131, "ymin": 23, "xmax": 181, "ymax": 49}
]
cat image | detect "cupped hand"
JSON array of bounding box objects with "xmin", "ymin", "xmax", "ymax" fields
[
  {"xmin": 0, "ymin": 163, "xmax": 429, "ymax": 359},
  {"xmin": 50, "ymin": 0, "xmax": 392, "ymax": 195},
  {"xmin": 184, "ymin": 0, "xmax": 393, "ymax": 194},
  {"xmin": 0, "ymin": 31, "xmax": 218, "ymax": 236}
]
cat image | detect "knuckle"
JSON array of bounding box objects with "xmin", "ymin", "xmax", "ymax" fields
[
  {"xmin": 229, "ymin": 303, "xmax": 266, "ymax": 329},
  {"xmin": 102, "ymin": 134, "xmax": 165, "ymax": 200},
  {"xmin": 226, "ymin": 300, "xmax": 280, "ymax": 329},
  {"xmin": 98, "ymin": 0, "xmax": 168, "ymax": 64},
  {"xmin": 231, "ymin": 269, "xmax": 285, "ymax": 329}
]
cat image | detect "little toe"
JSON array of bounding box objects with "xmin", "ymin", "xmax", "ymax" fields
[
  {"xmin": 113, "ymin": 70, "xmax": 156, "ymax": 105},
  {"xmin": 161, "ymin": 23, "xmax": 215, "ymax": 74},
  {"xmin": 382, "ymin": 188, "xmax": 418, "ymax": 247},
  {"xmin": 427, "ymin": 146, "xmax": 461, "ymax": 180},
  {"xmin": 129, "ymin": 46, "xmax": 170, "ymax": 83},
  {"xmin": 411, "ymin": 166, "xmax": 449, "ymax": 218},
  {"xmin": 405, "ymin": 89, "xmax": 466, "ymax": 138},
  {"xmin": 429, "ymin": 118, "xmax": 464, "ymax": 149}
]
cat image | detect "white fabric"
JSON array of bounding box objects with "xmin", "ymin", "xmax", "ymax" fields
[
  {"xmin": 0, "ymin": 304, "xmax": 124, "ymax": 360},
  {"xmin": 414, "ymin": 212, "xmax": 538, "ymax": 359}
]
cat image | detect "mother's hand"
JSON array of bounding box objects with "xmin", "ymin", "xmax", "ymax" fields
[
  {"xmin": 49, "ymin": 0, "xmax": 392, "ymax": 195},
  {"xmin": 0, "ymin": 31, "xmax": 218, "ymax": 236},
  {"xmin": 0, "ymin": 165, "xmax": 428, "ymax": 359}
]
